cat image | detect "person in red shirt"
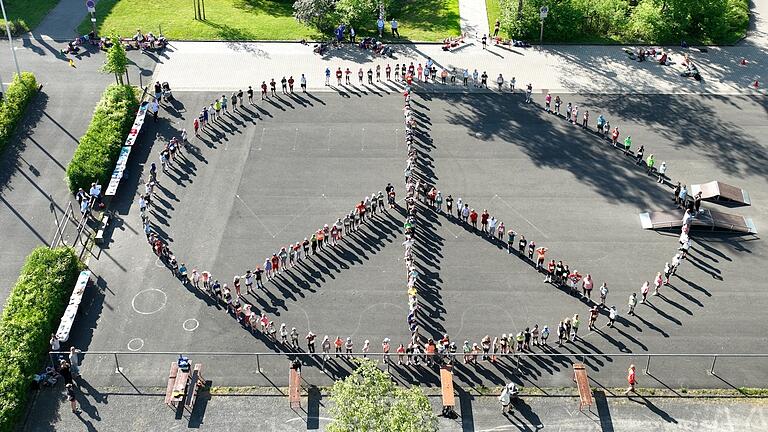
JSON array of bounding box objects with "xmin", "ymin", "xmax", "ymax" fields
[
  {"xmin": 611, "ymin": 127, "xmax": 620, "ymax": 147},
  {"xmin": 270, "ymin": 254, "xmax": 279, "ymax": 273},
  {"xmin": 260, "ymin": 81, "xmax": 268, "ymax": 99},
  {"xmin": 336, "ymin": 67, "xmax": 343, "ymax": 85},
  {"xmin": 624, "ymin": 364, "xmax": 637, "ymax": 395},
  {"xmin": 545, "ymin": 259, "xmax": 556, "ymax": 283},
  {"xmin": 480, "ymin": 209, "xmax": 490, "ymax": 233},
  {"xmin": 469, "ymin": 209, "xmax": 478, "ymax": 229}
]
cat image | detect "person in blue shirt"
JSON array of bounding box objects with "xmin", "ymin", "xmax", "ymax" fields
[{"xmin": 377, "ymin": 18, "xmax": 385, "ymax": 37}]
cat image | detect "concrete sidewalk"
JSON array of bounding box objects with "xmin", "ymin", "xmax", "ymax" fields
[
  {"xmin": 22, "ymin": 384, "xmax": 768, "ymax": 431},
  {"xmin": 153, "ymin": 41, "xmax": 766, "ymax": 95}
]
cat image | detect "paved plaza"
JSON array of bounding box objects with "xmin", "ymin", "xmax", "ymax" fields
[{"xmin": 57, "ymin": 90, "xmax": 768, "ymax": 394}]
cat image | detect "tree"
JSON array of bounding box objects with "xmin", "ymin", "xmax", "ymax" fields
[
  {"xmin": 335, "ymin": 0, "xmax": 390, "ymax": 29},
  {"xmin": 328, "ymin": 359, "xmax": 438, "ymax": 432},
  {"xmin": 101, "ymin": 38, "xmax": 128, "ymax": 85},
  {"xmin": 293, "ymin": 0, "xmax": 338, "ymax": 33}
]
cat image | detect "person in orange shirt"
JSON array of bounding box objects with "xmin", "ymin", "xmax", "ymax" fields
[
  {"xmin": 624, "ymin": 364, "xmax": 637, "ymax": 395},
  {"xmin": 535, "ymin": 246, "xmax": 548, "ymax": 271},
  {"xmin": 334, "ymin": 336, "xmax": 344, "ymax": 357}
]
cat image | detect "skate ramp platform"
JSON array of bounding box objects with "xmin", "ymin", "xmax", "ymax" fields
[
  {"xmin": 639, "ymin": 209, "xmax": 757, "ymax": 234},
  {"xmin": 690, "ymin": 181, "xmax": 751, "ymax": 206}
]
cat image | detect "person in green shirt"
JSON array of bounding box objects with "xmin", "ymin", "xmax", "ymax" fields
[
  {"xmin": 623, "ymin": 136, "xmax": 632, "ymax": 155},
  {"xmin": 646, "ymin": 154, "xmax": 656, "ymax": 174}
]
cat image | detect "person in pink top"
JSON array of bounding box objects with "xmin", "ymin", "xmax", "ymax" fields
[
  {"xmin": 545, "ymin": 93, "xmax": 552, "ymax": 112},
  {"xmin": 653, "ymin": 272, "xmax": 663, "ymax": 296},
  {"xmin": 640, "ymin": 280, "xmax": 650, "ymax": 303},
  {"xmin": 582, "ymin": 274, "xmax": 594, "ymax": 300}
]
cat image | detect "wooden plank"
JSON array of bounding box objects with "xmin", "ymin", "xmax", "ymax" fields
[
  {"xmin": 289, "ymin": 369, "xmax": 301, "ymax": 408},
  {"xmin": 573, "ymin": 363, "xmax": 592, "ymax": 410},
  {"xmin": 164, "ymin": 362, "xmax": 179, "ymax": 407},
  {"xmin": 440, "ymin": 367, "xmax": 455, "ymax": 408}
]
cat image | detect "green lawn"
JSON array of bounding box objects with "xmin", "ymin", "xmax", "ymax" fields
[
  {"xmin": 485, "ymin": 0, "xmax": 499, "ymax": 37},
  {"xmin": 3, "ymin": 0, "xmax": 59, "ymax": 30},
  {"xmin": 79, "ymin": 0, "xmax": 459, "ymax": 41}
]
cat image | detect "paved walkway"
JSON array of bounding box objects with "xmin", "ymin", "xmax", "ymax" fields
[
  {"xmin": 31, "ymin": 0, "xmax": 92, "ymax": 40},
  {"xmin": 154, "ymin": 41, "xmax": 765, "ymax": 95},
  {"xmin": 22, "ymin": 385, "xmax": 768, "ymax": 432},
  {"xmin": 459, "ymin": 0, "xmax": 490, "ymax": 38}
]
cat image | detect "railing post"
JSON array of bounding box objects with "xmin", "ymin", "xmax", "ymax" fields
[
  {"xmin": 514, "ymin": 353, "xmax": 520, "ymax": 372},
  {"xmin": 114, "ymin": 352, "xmax": 122, "ymax": 374},
  {"xmin": 49, "ymin": 351, "xmax": 56, "ymax": 369},
  {"xmin": 709, "ymin": 355, "xmax": 718, "ymax": 375},
  {"xmin": 256, "ymin": 353, "xmax": 261, "ymax": 374},
  {"xmin": 644, "ymin": 355, "xmax": 651, "ymax": 375}
]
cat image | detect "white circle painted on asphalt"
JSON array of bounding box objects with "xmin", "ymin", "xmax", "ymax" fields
[
  {"xmin": 131, "ymin": 288, "xmax": 167, "ymax": 315},
  {"xmin": 127, "ymin": 338, "xmax": 144, "ymax": 351},
  {"xmin": 183, "ymin": 318, "xmax": 199, "ymax": 332}
]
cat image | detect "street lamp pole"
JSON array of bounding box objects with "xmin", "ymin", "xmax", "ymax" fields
[{"xmin": 0, "ymin": 0, "xmax": 22, "ymax": 78}]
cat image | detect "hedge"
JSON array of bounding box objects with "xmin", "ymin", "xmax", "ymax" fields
[
  {"xmin": 0, "ymin": 19, "xmax": 29, "ymax": 37},
  {"xmin": 0, "ymin": 247, "xmax": 82, "ymax": 432},
  {"xmin": 66, "ymin": 84, "xmax": 139, "ymax": 193},
  {"xmin": 0, "ymin": 72, "xmax": 38, "ymax": 155}
]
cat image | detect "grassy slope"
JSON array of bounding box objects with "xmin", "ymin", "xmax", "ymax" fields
[
  {"xmin": 81, "ymin": 0, "xmax": 460, "ymax": 41},
  {"xmin": 3, "ymin": 0, "xmax": 59, "ymax": 29}
]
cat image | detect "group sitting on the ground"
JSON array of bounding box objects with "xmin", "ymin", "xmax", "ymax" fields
[{"xmin": 122, "ymin": 29, "xmax": 167, "ymax": 51}]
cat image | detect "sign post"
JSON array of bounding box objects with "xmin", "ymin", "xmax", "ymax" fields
[
  {"xmin": 86, "ymin": 0, "xmax": 96, "ymax": 34},
  {"xmin": 539, "ymin": 6, "xmax": 548, "ymax": 47}
]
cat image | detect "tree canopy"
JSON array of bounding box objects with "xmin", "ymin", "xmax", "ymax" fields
[
  {"xmin": 496, "ymin": 0, "xmax": 749, "ymax": 44},
  {"xmin": 328, "ymin": 359, "xmax": 438, "ymax": 432},
  {"xmin": 101, "ymin": 37, "xmax": 128, "ymax": 84}
]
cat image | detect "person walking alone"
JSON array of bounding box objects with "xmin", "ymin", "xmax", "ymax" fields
[{"xmin": 624, "ymin": 364, "xmax": 637, "ymax": 395}]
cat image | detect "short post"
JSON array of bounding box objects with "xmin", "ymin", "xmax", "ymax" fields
[
  {"xmin": 644, "ymin": 355, "xmax": 651, "ymax": 375},
  {"xmin": 114, "ymin": 352, "xmax": 122, "ymax": 374},
  {"xmin": 539, "ymin": 20, "xmax": 544, "ymax": 46},
  {"xmin": 514, "ymin": 353, "xmax": 520, "ymax": 372},
  {"xmin": 709, "ymin": 355, "xmax": 718, "ymax": 375},
  {"xmin": 256, "ymin": 353, "xmax": 261, "ymax": 374},
  {"xmin": 90, "ymin": 13, "xmax": 96, "ymax": 35}
]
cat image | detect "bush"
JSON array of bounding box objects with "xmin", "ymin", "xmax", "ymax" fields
[
  {"xmin": 497, "ymin": 0, "xmax": 750, "ymax": 43},
  {"xmin": 66, "ymin": 84, "xmax": 139, "ymax": 193},
  {"xmin": 0, "ymin": 19, "xmax": 29, "ymax": 36},
  {"xmin": 0, "ymin": 247, "xmax": 82, "ymax": 432},
  {"xmin": 0, "ymin": 72, "xmax": 37, "ymax": 154}
]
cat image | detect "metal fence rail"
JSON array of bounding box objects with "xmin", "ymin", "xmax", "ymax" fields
[{"xmin": 49, "ymin": 350, "xmax": 768, "ymax": 378}]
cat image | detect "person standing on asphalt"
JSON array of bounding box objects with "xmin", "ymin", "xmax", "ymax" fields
[
  {"xmin": 281, "ymin": 76, "xmax": 287, "ymax": 94},
  {"xmin": 247, "ymin": 86, "xmax": 254, "ymax": 104},
  {"xmin": 69, "ymin": 347, "xmax": 82, "ymax": 378},
  {"xmin": 599, "ymin": 282, "xmax": 608, "ymax": 306},
  {"xmin": 270, "ymin": 78, "xmax": 277, "ymax": 96},
  {"xmin": 150, "ymin": 98, "xmax": 159, "ymax": 122},
  {"xmin": 628, "ymin": 292, "xmax": 638, "ymax": 316},
  {"xmin": 640, "ymin": 281, "xmax": 650, "ymax": 304},
  {"xmin": 507, "ymin": 229, "xmax": 516, "ymax": 254},
  {"xmin": 260, "ymin": 81, "xmax": 268, "ymax": 99},
  {"xmin": 525, "ymin": 83, "xmax": 533, "ymax": 103},
  {"xmin": 66, "ymin": 383, "xmax": 81, "ymax": 414},
  {"xmin": 624, "ymin": 364, "xmax": 637, "ymax": 395},
  {"xmin": 608, "ymin": 305, "xmax": 617, "ymax": 327},
  {"xmin": 588, "ymin": 306, "xmax": 599, "ymax": 330}
]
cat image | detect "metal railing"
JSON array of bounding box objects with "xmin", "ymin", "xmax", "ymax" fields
[{"xmin": 49, "ymin": 350, "xmax": 768, "ymax": 379}]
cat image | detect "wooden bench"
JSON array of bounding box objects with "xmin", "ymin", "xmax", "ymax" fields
[
  {"xmin": 164, "ymin": 362, "xmax": 179, "ymax": 409},
  {"xmin": 288, "ymin": 368, "xmax": 301, "ymax": 409},
  {"xmin": 184, "ymin": 363, "xmax": 205, "ymax": 413},
  {"xmin": 440, "ymin": 365, "xmax": 455, "ymax": 413},
  {"xmin": 573, "ymin": 363, "xmax": 593, "ymax": 411}
]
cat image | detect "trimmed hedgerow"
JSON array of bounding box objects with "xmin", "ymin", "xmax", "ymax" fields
[
  {"xmin": 0, "ymin": 247, "xmax": 82, "ymax": 432},
  {"xmin": 66, "ymin": 84, "xmax": 139, "ymax": 193},
  {"xmin": 0, "ymin": 72, "xmax": 38, "ymax": 154}
]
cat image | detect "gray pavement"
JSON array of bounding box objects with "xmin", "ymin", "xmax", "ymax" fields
[
  {"xmin": 31, "ymin": 0, "xmax": 91, "ymax": 40},
  {"xmin": 0, "ymin": 37, "xmax": 157, "ymax": 306},
  {"xmin": 62, "ymin": 90, "xmax": 768, "ymax": 398},
  {"xmin": 21, "ymin": 385, "xmax": 768, "ymax": 431}
]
